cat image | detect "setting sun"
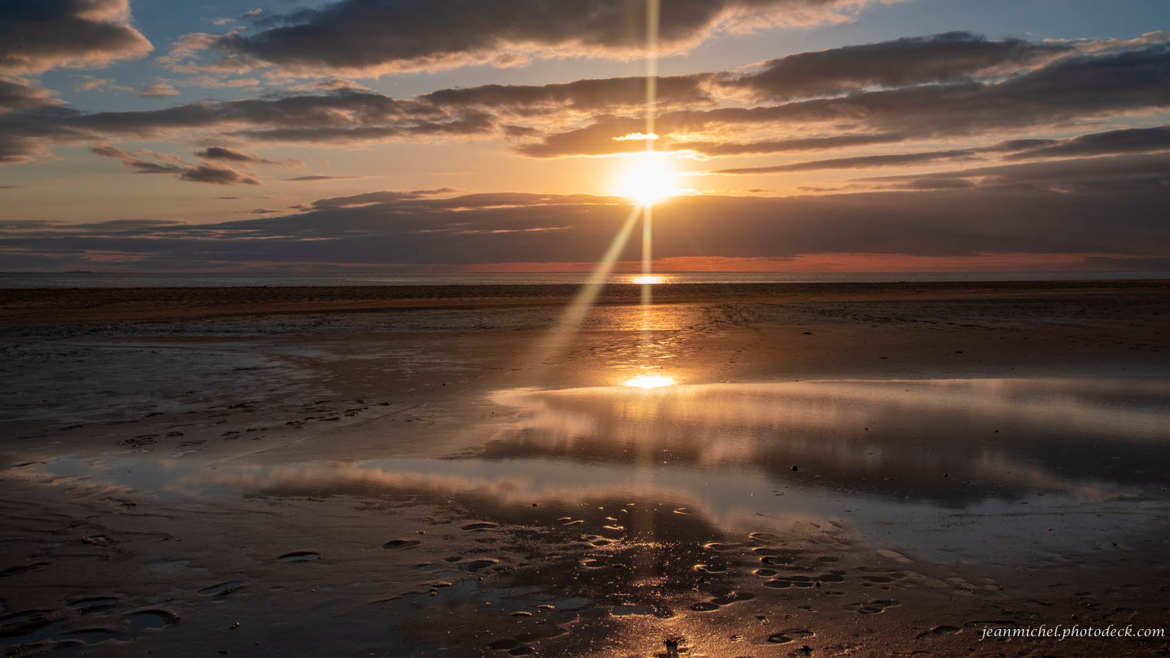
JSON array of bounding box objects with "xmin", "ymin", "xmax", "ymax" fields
[{"xmin": 613, "ymin": 152, "xmax": 679, "ymax": 206}]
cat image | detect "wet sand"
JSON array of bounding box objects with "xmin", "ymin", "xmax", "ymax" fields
[{"xmin": 2, "ymin": 281, "xmax": 1169, "ymax": 656}]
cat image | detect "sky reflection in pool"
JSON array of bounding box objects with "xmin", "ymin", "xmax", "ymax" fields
[{"xmin": 16, "ymin": 377, "xmax": 1170, "ymax": 566}]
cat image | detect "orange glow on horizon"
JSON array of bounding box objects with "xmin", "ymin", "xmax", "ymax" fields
[{"xmin": 463, "ymin": 252, "xmax": 1121, "ymax": 273}]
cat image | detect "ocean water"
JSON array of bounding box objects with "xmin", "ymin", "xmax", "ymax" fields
[{"xmin": 1, "ymin": 270, "xmax": 1166, "ymax": 288}]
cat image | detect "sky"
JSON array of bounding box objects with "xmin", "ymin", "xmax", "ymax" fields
[{"xmin": 0, "ymin": 0, "xmax": 1168, "ymax": 273}]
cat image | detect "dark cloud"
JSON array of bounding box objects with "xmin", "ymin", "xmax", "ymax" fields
[
  {"xmin": 205, "ymin": 0, "xmax": 889, "ymax": 76},
  {"xmin": 0, "ymin": 0, "xmax": 152, "ymax": 73},
  {"xmin": 720, "ymin": 32, "xmax": 1071, "ymax": 101},
  {"xmin": 671, "ymin": 133, "xmax": 906, "ymax": 156},
  {"xmin": 0, "ymin": 88, "xmax": 494, "ymax": 162},
  {"xmin": 195, "ymin": 146, "xmax": 278, "ymax": 164},
  {"xmin": 1, "ymin": 35, "xmax": 1167, "ymax": 170},
  {"xmin": 308, "ymin": 188, "xmax": 456, "ymax": 209},
  {"xmin": 283, "ymin": 175, "xmax": 347, "ymax": 181},
  {"xmin": 90, "ymin": 145, "xmax": 261, "ymax": 185},
  {"xmin": 3, "ymin": 184, "xmax": 1169, "ymax": 271},
  {"xmin": 419, "ymin": 74, "xmax": 714, "ymax": 113},
  {"xmin": 90, "ymin": 144, "xmax": 184, "ymax": 174},
  {"xmin": 180, "ymin": 163, "xmax": 261, "ymax": 185},
  {"xmin": 0, "ymin": 78, "xmax": 60, "ymax": 113},
  {"xmin": 518, "ymin": 45, "xmax": 1170, "ymax": 156},
  {"xmin": 712, "ymin": 125, "xmax": 1170, "ymax": 175},
  {"xmin": 715, "ymin": 149, "xmax": 979, "ymax": 174},
  {"xmin": 1005, "ymin": 125, "xmax": 1170, "ymax": 160},
  {"xmin": 870, "ymin": 152, "xmax": 1170, "ymax": 192}
]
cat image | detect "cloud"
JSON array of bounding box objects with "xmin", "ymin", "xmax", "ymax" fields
[
  {"xmin": 517, "ymin": 43, "xmax": 1170, "ymax": 157},
  {"xmin": 0, "ymin": 86, "xmax": 500, "ymax": 163},
  {"xmin": 90, "ymin": 144, "xmax": 261, "ymax": 185},
  {"xmin": 283, "ymin": 175, "xmax": 351, "ymax": 181},
  {"xmin": 138, "ymin": 81, "xmax": 180, "ymax": 97},
  {"xmin": 2, "ymin": 184, "xmax": 1169, "ymax": 272},
  {"xmin": 0, "ymin": 77, "xmax": 60, "ymax": 113},
  {"xmin": 199, "ymin": 0, "xmax": 895, "ymax": 76},
  {"xmin": 2, "ymin": 34, "xmax": 1168, "ymax": 170},
  {"xmin": 869, "ymin": 152, "xmax": 1170, "ymax": 192},
  {"xmin": 307, "ymin": 188, "xmax": 455, "ymax": 209},
  {"xmin": 0, "ymin": 0, "xmax": 153, "ymax": 73},
  {"xmin": 710, "ymin": 125, "xmax": 1170, "ymax": 175},
  {"xmin": 714, "ymin": 149, "xmax": 980, "ymax": 174},
  {"xmin": 418, "ymin": 74, "xmax": 715, "ymax": 113},
  {"xmin": 719, "ymin": 32, "xmax": 1072, "ymax": 101},
  {"xmin": 1004, "ymin": 125, "xmax": 1170, "ymax": 160},
  {"xmin": 194, "ymin": 146, "xmax": 279, "ymax": 165},
  {"xmin": 671, "ymin": 133, "xmax": 906, "ymax": 156}
]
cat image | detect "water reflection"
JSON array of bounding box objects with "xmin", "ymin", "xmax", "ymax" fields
[
  {"xmin": 621, "ymin": 374, "xmax": 677, "ymax": 389},
  {"xmin": 9, "ymin": 377, "xmax": 1170, "ymax": 566},
  {"xmin": 486, "ymin": 378, "xmax": 1170, "ymax": 505},
  {"xmin": 619, "ymin": 273, "xmax": 672, "ymax": 285}
]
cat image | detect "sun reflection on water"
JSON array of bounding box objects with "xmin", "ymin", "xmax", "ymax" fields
[
  {"xmin": 622, "ymin": 374, "xmax": 677, "ymax": 389},
  {"xmin": 630, "ymin": 274, "xmax": 667, "ymax": 285}
]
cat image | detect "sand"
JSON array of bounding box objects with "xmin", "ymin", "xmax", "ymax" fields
[{"xmin": 1, "ymin": 281, "xmax": 1169, "ymax": 656}]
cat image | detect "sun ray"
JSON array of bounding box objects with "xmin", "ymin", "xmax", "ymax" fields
[{"xmin": 525, "ymin": 205, "xmax": 643, "ymax": 367}]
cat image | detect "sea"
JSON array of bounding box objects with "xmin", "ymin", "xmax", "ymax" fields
[{"xmin": 0, "ymin": 271, "xmax": 1166, "ymax": 289}]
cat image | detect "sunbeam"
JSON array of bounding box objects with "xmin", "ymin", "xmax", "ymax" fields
[{"xmin": 524, "ymin": 205, "xmax": 643, "ymax": 368}]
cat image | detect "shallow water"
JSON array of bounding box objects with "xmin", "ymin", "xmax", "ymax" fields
[{"xmin": 25, "ymin": 377, "xmax": 1170, "ymax": 567}]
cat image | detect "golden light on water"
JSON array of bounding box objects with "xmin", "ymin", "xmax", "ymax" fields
[
  {"xmin": 630, "ymin": 274, "xmax": 666, "ymax": 285},
  {"xmin": 622, "ymin": 374, "xmax": 677, "ymax": 389}
]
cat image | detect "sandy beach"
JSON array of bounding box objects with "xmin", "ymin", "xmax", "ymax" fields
[{"xmin": 2, "ymin": 281, "xmax": 1169, "ymax": 656}]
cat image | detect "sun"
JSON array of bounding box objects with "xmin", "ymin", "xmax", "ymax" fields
[{"xmin": 613, "ymin": 151, "xmax": 679, "ymax": 206}]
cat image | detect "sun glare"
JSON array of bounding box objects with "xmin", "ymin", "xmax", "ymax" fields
[
  {"xmin": 631, "ymin": 274, "xmax": 665, "ymax": 285},
  {"xmin": 614, "ymin": 152, "xmax": 679, "ymax": 206},
  {"xmin": 622, "ymin": 374, "xmax": 677, "ymax": 389}
]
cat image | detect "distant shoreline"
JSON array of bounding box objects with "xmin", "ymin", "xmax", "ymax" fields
[{"xmin": 2, "ymin": 279, "xmax": 1168, "ymax": 325}]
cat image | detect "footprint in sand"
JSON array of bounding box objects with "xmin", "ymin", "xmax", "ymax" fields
[
  {"xmin": 691, "ymin": 591, "xmax": 754, "ymax": 611},
  {"xmin": 716, "ymin": 591, "xmax": 755, "ymax": 604},
  {"xmin": 778, "ymin": 628, "xmax": 815, "ymax": 640},
  {"xmin": 68, "ymin": 596, "xmax": 120, "ymax": 614},
  {"xmin": 278, "ymin": 550, "xmax": 321, "ymax": 563},
  {"xmin": 383, "ymin": 539, "xmax": 422, "ymax": 549},
  {"xmin": 0, "ymin": 609, "xmax": 60, "ymax": 637},
  {"xmin": 856, "ymin": 599, "xmax": 901, "ymax": 615},
  {"xmin": 0, "ymin": 561, "xmax": 51, "ymax": 578},
  {"xmin": 198, "ymin": 581, "xmax": 247, "ymax": 598},
  {"xmin": 463, "ymin": 558, "xmax": 498, "ymax": 572},
  {"xmin": 916, "ymin": 625, "xmax": 961, "ymax": 639},
  {"xmin": 59, "ymin": 627, "xmax": 122, "ymax": 645},
  {"xmin": 123, "ymin": 608, "xmax": 180, "ymax": 634}
]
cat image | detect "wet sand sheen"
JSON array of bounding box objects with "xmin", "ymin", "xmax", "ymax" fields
[{"xmin": 1, "ymin": 282, "xmax": 1169, "ymax": 656}]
